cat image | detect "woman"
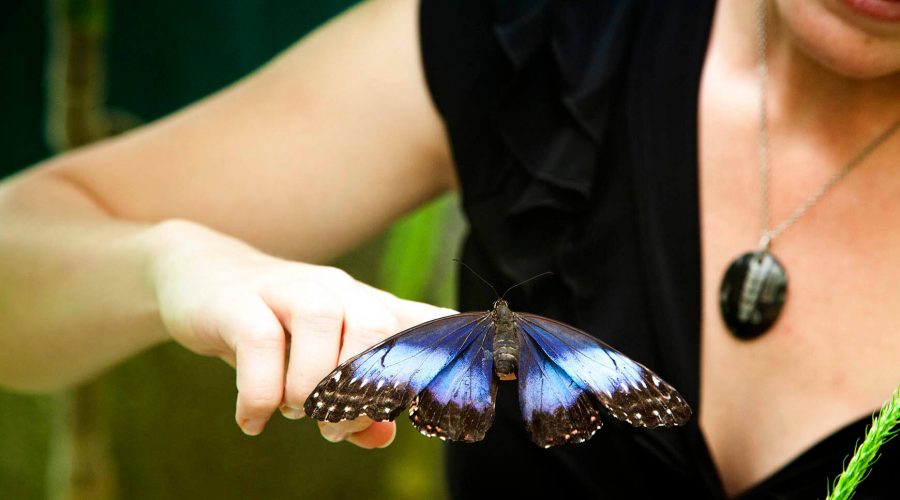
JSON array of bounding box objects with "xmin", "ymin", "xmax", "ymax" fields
[{"xmin": 0, "ymin": 0, "xmax": 898, "ymax": 497}]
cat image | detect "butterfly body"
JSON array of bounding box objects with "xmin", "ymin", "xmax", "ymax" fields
[
  {"xmin": 304, "ymin": 299, "xmax": 691, "ymax": 448},
  {"xmin": 490, "ymin": 301, "xmax": 518, "ymax": 379}
]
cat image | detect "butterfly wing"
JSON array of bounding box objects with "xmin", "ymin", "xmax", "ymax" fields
[
  {"xmin": 517, "ymin": 331, "xmax": 606, "ymax": 448},
  {"xmin": 304, "ymin": 312, "xmax": 489, "ymax": 423},
  {"xmin": 409, "ymin": 320, "xmax": 498, "ymax": 442},
  {"xmin": 516, "ymin": 313, "xmax": 691, "ymax": 430}
]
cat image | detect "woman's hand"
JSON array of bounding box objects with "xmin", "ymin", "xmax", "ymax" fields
[{"xmin": 149, "ymin": 219, "xmax": 456, "ymax": 447}]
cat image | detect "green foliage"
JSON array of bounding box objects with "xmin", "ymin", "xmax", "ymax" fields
[
  {"xmin": 380, "ymin": 194, "xmax": 459, "ymax": 306},
  {"xmin": 65, "ymin": 0, "xmax": 108, "ymax": 36},
  {"xmin": 0, "ymin": 393, "xmax": 53, "ymax": 500},
  {"xmin": 827, "ymin": 386, "xmax": 900, "ymax": 500}
]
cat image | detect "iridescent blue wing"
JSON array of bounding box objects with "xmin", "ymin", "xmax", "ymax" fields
[
  {"xmin": 408, "ymin": 320, "xmax": 497, "ymax": 442},
  {"xmin": 517, "ymin": 331, "xmax": 606, "ymax": 447},
  {"xmin": 304, "ymin": 312, "xmax": 491, "ymax": 425},
  {"xmin": 516, "ymin": 313, "xmax": 691, "ymax": 434}
]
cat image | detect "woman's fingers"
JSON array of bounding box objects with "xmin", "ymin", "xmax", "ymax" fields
[
  {"xmin": 324, "ymin": 286, "xmax": 456, "ymax": 447},
  {"xmin": 174, "ymin": 256, "xmax": 455, "ymax": 446},
  {"xmin": 227, "ymin": 295, "xmax": 287, "ymax": 436},
  {"xmin": 318, "ymin": 417, "xmax": 372, "ymax": 441},
  {"xmin": 337, "ymin": 289, "xmax": 400, "ymax": 364},
  {"xmin": 318, "ymin": 418, "xmax": 396, "ymax": 449},
  {"xmin": 346, "ymin": 420, "xmax": 396, "ymax": 449},
  {"xmin": 264, "ymin": 285, "xmax": 344, "ymax": 419},
  {"xmin": 260, "ymin": 277, "xmax": 403, "ymax": 449},
  {"xmin": 232, "ymin": 281, "xmax": 455, "ymax": 445},
  {"xmin": 390, "ymin": 297, "xmax": 458, "ymax": 330},
  {"xmin": 269, "ymin": 278, "xmax": 452, "ymax": 448},
  {"xmin": 360, "ymin": 282, "xmax": 458, "ymax": 329},
  {"xmin": 151, "ymin": 224, "xmax": 443, "ymax": 445},
  {"xmin": 308, "ymin": 290, "xmax": 453, "ymax": 448}
]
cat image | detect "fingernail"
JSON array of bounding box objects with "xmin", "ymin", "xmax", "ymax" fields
[
  {"xmin": 320, "ymin": 423, "xmax": 348, "ymax": 443},
  {"xmin": 280, "ymin": 405, "xmax": 305, "ymax": 420},
  {"xmin": 345, "ymin": 432, "xmax": 394, "ymax": 449},
  {"xmin": 241, "ymin": 418, "xmax": 265, "ymax": 436},
  {"xmin": 345, "ymin": 423, "xmax": 396, "ymax": 449},
  {"xmin": 378, "ymin": 427, "xmax": 397, "ymax": 448}
]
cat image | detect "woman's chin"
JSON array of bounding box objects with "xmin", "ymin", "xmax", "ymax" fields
[{"xmin": 777, "ymin": 0, "xmax": 900, "ymax": 78}]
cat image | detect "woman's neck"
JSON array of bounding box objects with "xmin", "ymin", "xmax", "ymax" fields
[{"xmin": 717, "ymin": 0, "xmax": 900, "ymax": 140}]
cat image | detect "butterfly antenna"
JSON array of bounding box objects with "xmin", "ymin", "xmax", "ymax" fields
[
  {"xmin": 452, "ymin": 259, "xmax": 500, "ymax": 298},
  {"xmin": 500, "ymin": 271, "xmax": 554, "ymax": 300}
]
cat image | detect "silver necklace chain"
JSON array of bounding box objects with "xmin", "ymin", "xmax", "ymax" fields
[{"xmin": 755, "ymin": 0, "xmax": 900, "ymax": 250}]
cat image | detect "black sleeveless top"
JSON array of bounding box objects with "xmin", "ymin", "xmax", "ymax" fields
[{"xmin": 419, "ymin": 1, "xmax": 897, "ymax": 498}]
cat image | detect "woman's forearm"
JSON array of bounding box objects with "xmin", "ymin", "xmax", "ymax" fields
[{"xmin": 0, "ymin": 170, "xmax": 169, "ymax": 391}]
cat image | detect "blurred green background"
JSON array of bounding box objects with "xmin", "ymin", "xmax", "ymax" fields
[{"xmin": 0, "ymin": 1, "xmax": 463, "ymax": 498}]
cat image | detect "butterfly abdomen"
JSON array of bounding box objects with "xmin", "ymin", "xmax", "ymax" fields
[{"xmin": 491, "ymin": 301, "xmax": 518, "ymax": 379}]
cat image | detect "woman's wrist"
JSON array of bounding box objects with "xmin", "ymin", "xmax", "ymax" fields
[{"xmin": 0, "ymin": 214, "xmax": 172, "ymax": 391}]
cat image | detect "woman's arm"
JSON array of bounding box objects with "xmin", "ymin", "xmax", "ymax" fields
[{"xmin": 0, "ymin": 0, "xmax": 454, "ymax": 445}]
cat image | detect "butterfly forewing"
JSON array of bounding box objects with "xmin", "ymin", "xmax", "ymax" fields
[
  {"xmin": 517, "ymin": 332, "xmax": 605, "ymax": 448},
  {"xmin": 303, "ymin": 313, "xmax": 488, "ymax": 423},
  {"xmin": 516, "ymin": 313, "xmax": 691, "ymax": 428},
  {"xmin": 409, "ymin": 317, "xmax": 497, "ymax": 442}
]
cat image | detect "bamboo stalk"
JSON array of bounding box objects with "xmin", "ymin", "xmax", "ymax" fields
[{"xmin": 44, "ymin": 1, "xmax": 119, "ymax": 499}]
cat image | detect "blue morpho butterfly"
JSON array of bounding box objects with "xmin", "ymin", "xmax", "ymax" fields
[{"xmin": 304, "ymin": 267, "xmax": 692, "ymax": 448}]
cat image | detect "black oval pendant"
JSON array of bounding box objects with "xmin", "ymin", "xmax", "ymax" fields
[{"xmin": 718, "ymin": 251, "xmax": 788, "ymax": 340}]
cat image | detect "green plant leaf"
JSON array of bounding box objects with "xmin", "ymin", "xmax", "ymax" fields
[{"xmin": 827, "ymin": 385, "xmax": 900, "ymax": 500}]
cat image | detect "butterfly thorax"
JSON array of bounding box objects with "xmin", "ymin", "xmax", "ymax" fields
[{"xmin": 491, "ymin": 300, "xmax": 518, "ymax": 380}]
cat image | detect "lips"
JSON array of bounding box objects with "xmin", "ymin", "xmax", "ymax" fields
[{"xmin": 841, "ymin": 0, "xmax": 900, "ymax": 22}]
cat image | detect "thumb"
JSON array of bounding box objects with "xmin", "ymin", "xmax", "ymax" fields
[
  {"xmin": 347, "ymin": 420, "xmax": 396, "ymax": 449},
  {"xmin": 318, "ymin": 417, "xmax": 397, "ymax": 449}
]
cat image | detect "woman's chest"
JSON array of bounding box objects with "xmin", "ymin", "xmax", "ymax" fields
[{"xmin": 697, "ymin": 64, "xmax": 900, "ymax": 496}]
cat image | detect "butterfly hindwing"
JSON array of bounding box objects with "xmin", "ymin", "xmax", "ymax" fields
[
  {"xmin": 409, "ymin": 318, "xmax": 497, "ymax": 442},
  {"xmin": 517, "ymin": 331, "xmax": 605, "ymax": 448},
  {"xmin": 516, "ymin": 313, "xmax": 691, "ymax": 428},
  {"xmin": 304, "ymin": 313, "xmax": 488, "ymax": 423}
]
